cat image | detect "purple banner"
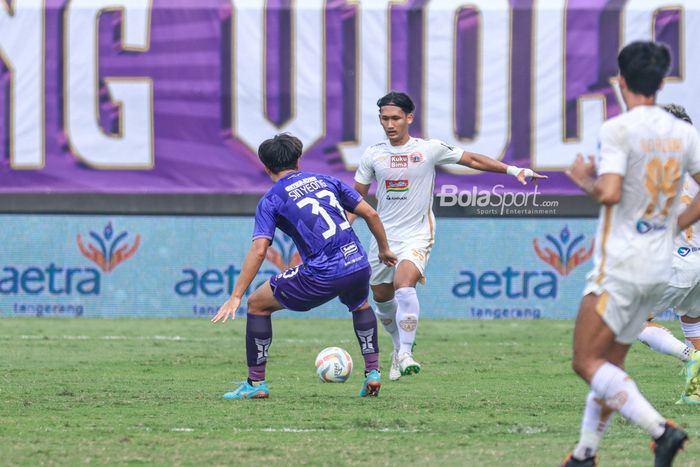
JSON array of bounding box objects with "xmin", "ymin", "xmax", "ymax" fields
[{"xmin": 0, "ymin": 1, "xmax": 688, "ymax": 194}]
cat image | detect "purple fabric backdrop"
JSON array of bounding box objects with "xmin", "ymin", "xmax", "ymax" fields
[{"xmin": 0, "ymin": 1, "xmax": 681, "ymax": 195}]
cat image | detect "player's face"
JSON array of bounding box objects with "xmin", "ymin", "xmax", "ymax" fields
[{"xmin": 379, "ymin": 105, "xmax": 413, "ymax": 146}]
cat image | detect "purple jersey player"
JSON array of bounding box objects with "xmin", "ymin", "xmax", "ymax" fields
[{"xmin": 212, "ymin": 133, "xmax": 397, "ymax": 399}]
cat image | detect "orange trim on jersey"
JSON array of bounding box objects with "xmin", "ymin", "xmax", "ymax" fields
[
  {"xmin": 426, "ymin": 205, "xmax": 435, "ymax": 252},
  {"xmin": 596, "ymin": 206, "xmax": 612, "ymax": 285},
  {"xmin": 595, "ymin": 291, "xmax": 609, "ymax": 317},
  {"xmin": 418, "ymin": 175, "xmax": 437, "ymax": 285},
  {"xmin": 426, "ymin": 175, "xmax": 436, "ymax": 253}
]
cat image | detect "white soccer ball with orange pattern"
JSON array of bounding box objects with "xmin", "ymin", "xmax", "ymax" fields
[{"xmin": 315, "ymin": 347, "xmax": 353, "ymax": 383}]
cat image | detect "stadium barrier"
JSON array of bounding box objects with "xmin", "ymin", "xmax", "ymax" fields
[{"xmin": 0, "ymin": 214, "xmax": 634, "ymax": 320}]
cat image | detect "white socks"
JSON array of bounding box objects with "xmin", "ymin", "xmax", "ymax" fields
[
  {"xmin": 638, "ymin": 324, "xmax": 692, "ymax": 362},
  {"xmin": 395, "ymin": 287, "xmax": 420, "ymax": 355},
  {"xmin": 590, "ymin": 362, "xmax": 666, "ymax": 439},
  {"xmin": 681, "ymin": 320, "xmax": 700, "ymax": 348},
  {"xmin": 374, "ymin": 299, "xmax": 400, "ymax": 352},
  {"xmin": 572, "ymin": 391, "xmax": 616, "ymax": 460}
]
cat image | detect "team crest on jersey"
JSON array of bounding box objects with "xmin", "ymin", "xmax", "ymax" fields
[
  {"xmin": 385, "ymin": 180, "xmax": 409, "ymax": 192},
  {"xmin": 409, "ymin": 152, "xmax": 424, "ymax": 163},
  {"xmin": 390, "ymin": 155, "xmax": 408, "ymax": 168}
]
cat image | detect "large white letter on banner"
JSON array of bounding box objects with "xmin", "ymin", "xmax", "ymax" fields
[
  {"xmin": 0, "ymin": 0, "xmax": 44, "ymax": 169},
  {"xmin": 623, "ymin": 0, "xmax": 700, "ymax": 124},
  {"xmin": 425, "ymin": 0, "xmax": 510, "ymax": 174},
  {"xmin": 65, "ymin": 0, "xmax": 153, "ymax": 169},
  {"xmin": 533, "ymin": 0, "xmax": 605, "ymax": 171},
  {"xmin": 337, "ymin": 0, "xmax": 393, "ymax": 169},
  {"xmin": 232, "ymin": 0, "xmax": 324, "ymax": 153}
]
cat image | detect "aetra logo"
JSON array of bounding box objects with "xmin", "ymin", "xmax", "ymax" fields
[
  {"xmin": 77, "ymin": 222, "xmax": 140, "ymax": 272},
  {"xmin": 533, "ymin": 226, "xmax": 593, "ymax": 276}
]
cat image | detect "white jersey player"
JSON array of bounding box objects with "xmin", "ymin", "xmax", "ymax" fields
[
  {"xmin": 635, "ymin": 103, "xmax": 700, "ymax": 405},
  {"xmin": 352, "ymin": 91, "xmax": 546, "ymax": 381},
  {"xmin": 582, "ymin": 104, "xmax": 700, "ymax": 303},
  {"xmin": 563, "ymin": 42, "xmax": 700, "ymax": 467},
  {"xmin": 355, "ymin": 137, "xmax": 463, "ymax": 284}
]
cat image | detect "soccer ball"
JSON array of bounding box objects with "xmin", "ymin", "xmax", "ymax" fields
[{"xmin": 315, "ymin": 347, "xmax": 353, "ymax": 383}]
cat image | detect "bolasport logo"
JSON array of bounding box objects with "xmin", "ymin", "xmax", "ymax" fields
[{"xmin": 436, "ymin": 184, "xmax": 558, "ymax": 215}]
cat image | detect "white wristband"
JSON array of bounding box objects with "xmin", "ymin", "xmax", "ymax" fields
[
  {"xmin": 507, "ymin": 165, "xmax": 533, "ymax": 178},
  {"xmin": 506, "ymin": 165, "xmax": 520, "ymax": 176}
]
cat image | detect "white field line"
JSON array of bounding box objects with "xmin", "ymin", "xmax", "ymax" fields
[
  {"xmin": 506, "ymin": 426, "xmax": 548, "ymax": 434},
  {"xmin": 136, "ymin": 427, "xmax": 427, "ymax": 434},
  {"xmin": 0, "ymin": 335, "xmax": 337, "ymax": 343},
  {"xmin": 251, "ymin": 427, "xmax": 428, "ymax": 433},
  {"xmin": 249, "ymin": 426, "xmax": 547, "ymax": 435}
]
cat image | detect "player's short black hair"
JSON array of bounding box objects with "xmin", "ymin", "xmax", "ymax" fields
[
  {"xmin": 258, "ymin": 133, "xmax": 303, "ymax": 174},
  {"xmin": 377, "ymin": 91, "xmax": 415, "ymax": 114},
  {"xmin": 618, "ymin": 41, "xmax": 671, "ymax": 97},
  {"xmin": 662, "ymin": 103, "xmax": 693, "ymax": 125}
]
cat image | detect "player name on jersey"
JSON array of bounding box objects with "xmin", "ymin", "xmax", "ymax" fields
[{"xmin": 284, "ymin": 176, "xmax": 330, "ymax": 201}]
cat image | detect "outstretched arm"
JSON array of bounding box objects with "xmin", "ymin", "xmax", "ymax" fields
[
  {"xmin": 211, "ymin": 238, "xmax": 271, "ymax": 323},
  {"xmin": 457, "ymin": 151, "xmax": 548, "ymax": 185},
  {"xmin": 353, "ymin": 200, "xmax": 397, "ymax": 267}
]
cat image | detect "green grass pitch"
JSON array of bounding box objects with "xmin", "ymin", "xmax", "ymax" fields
[{"xmin": 2, "ymin": 318, "xmax": 700, "ymax": 466}]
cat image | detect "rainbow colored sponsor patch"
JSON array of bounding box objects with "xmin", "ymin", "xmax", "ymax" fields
[{"xmin": 385, "ymin": 179, "xmax": 409, "ymax": 192}]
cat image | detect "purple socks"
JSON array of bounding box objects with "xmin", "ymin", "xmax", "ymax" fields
[
  {"xmin": 352, "ymin": 306, "xmax": 380, "ymax": 374},
  {"xmin": 246, "ymin": 314, "xmax": 272, "ymax": 382}
]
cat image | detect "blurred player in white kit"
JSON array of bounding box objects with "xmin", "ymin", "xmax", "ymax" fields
[
  {"xmin": 635, "ymin": 103, "xmax": 700, "ymax": 404},
  {"xmin": 563, "ymin": 42, "xmax": 700, "ymax": 467}
]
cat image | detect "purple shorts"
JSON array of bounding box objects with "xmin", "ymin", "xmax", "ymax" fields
[{"xmin": 269, "ymin": 265, "xmax": 371, "ymax": 312}]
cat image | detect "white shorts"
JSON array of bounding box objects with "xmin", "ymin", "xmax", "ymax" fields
[
  {"xmin": 583, "ymin": 273, "xmax": 666, "ymax": 344},
  {"xmin": 653, "ymin": 282, "xmax": 700, "ymax": 318},
  {"xmin": 369, "ymin": 238, "xmax": 431, "ymax": 286}
]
